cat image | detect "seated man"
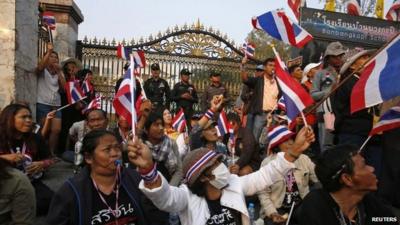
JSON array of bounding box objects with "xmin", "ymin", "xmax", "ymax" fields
[
  {"xmin": 68, "ymin": 109, "xmax": 108, "ymax": 167},
  {"xmin": 227, "ymin": 112, "xmax": 261, "ymax": 176},
  {"xmin": 297, "ymin": 145, "xmax": 397, "ymax": 225}
]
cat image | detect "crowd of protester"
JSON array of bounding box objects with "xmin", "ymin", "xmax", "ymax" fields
[{"xmin": 0, "ymin": 39, "xmax": 399, "ymax": 225}]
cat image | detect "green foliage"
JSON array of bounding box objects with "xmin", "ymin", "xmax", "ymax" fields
[{"xmin": 246, "ymin": 30, "xmax": 292, "ymax": 62}]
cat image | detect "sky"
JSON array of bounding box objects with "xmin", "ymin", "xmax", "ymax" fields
[{"xmin": 75, "ymin": 0, "xmax": 392, "ymax": 45}]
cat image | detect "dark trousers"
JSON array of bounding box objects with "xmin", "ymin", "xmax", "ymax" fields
[{"xmin": 31, "ymin": 179, "xmax": 54, "ymax": 216}]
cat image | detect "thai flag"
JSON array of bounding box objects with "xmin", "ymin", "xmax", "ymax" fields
[
  {"xmin": 132, "ymin": 50, "xmax": 146, "ymax": 75},
  {"xmin": 241, "ymin": 42, "xmax": 256, "ymax": 58},
  {"xmin": 42, "ymin": 12, "xmax": 56, "ymax": 30},
  {"xmin": 116, "ymin": 44, "xmax": 131, "ymax": 60},
  {"xmin": 287, "ymin": 0, "xmax": 306, "ymax": 20},
  {"xmin": 172, "ymin": 108, "xmax": 187, "ymax": 133},
  {"xmin": 65, "ymin": 81, "xmax": 86, "ymax": 105},
  {"xmin": 216, "ymin": 110, "xmax": 235, "ymax": 149},
  {"xmin": 370, "ymin": 106, "xmax": 400, "ymax": 136},
  {"xmin": 346, "ymin": 0, "xmax": 361, "ymax": 16},
  {"xmin": 386, "ymin": 0, "xmax": 400, "ymax": 21},
  {"xmin": 217, "ymin": 110, "xmax": 231, "ymax": 136},
  {"xmin": 113, "ymin": 55, "xmax": 136, "ymax": 126},
  {"xmin": 351, "ymin": 34, "xmax": 400, "ymax": 113},
  {"xmin": 267, "ymin": 125, "xmax": 295, "ymax": 150},
  {"xmin": 81, "ymin": 77, "xmax": 93, "ymax": 95},
  {"xmin": 274, "ymin": 52, "xmax": 314, "ymax": 128},
  {"xmin": 278, "ymin": 96, "xmax": 286, "ymax": 111},
  {"xmin": 82, "ymin": 95, "xmax": 102, "ymax": 113},
  {"xmin": 252, "ymin": 10, "xmax": 313, "ymax": 48}
]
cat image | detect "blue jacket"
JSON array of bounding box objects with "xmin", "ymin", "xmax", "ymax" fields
[{"xmin": 45, "ymin": 167, "xmax": 148, "ymax": 225}]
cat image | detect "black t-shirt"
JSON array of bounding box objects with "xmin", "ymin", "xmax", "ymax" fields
[
  {"xmin": 206, "ymin": 199, "xmax": 241, "ymax": 225},
  {"xmin": 280, "ymin": 170, "xmax": 302, "ymax": 211},
  {"xmin": 91, "ymin": 183, "xmax": 138, "ymax": 225}
]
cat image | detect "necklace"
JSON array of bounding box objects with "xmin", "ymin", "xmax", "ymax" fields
[
  {"xmin": 91, "ymin": 168, "xmax": 121, "ymax": 224},
  {"xmin": 334, "ymin": 207, "xmax": 362, "ymax": 225}
]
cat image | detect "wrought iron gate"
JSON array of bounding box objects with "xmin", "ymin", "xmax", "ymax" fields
[{"xmin": 76, "ymin": 20, "xmax": 256, "ymax": 120}]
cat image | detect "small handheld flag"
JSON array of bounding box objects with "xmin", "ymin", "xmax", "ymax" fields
[
  {"xmin": 241, "ymin": 42, "xmax": 256, "ymax": 58},
  {"xmin": 65, "ymin": 81, "xmax": 86, "ymax": 105},
  {"xmin": 172, "ymin": 108, "xmax": 187, "ymax": 133},
  {"xmin": 42, "ymin": 12, "xmax": 56, "ymax": 30}
]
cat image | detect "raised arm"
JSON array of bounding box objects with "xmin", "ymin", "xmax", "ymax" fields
[
  {"xmin": 128, "ymin": 138, "xmax": 189, "ymax": 213},
  {"xmin": 240, "ymin": 56, "xmax": 249, "ymax": 83},
  {"xmin": 36, "ymin": 42, "xmax": 54, "ymax": 74}
]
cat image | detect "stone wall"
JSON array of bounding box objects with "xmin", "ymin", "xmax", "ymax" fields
[{"xmin": 0, "ymin": 0, "xmax": 38, "ymax": 113}]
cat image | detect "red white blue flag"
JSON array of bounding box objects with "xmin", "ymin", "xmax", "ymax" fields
[
  {"xmin": 217, "ymin": 110, "xmax": 235, "ymax": 149},
  {"xmin": 386, "ymin": 0, "xmax": 400, "ymax": 21},
  {"xmin": 267, "ymin": 125, "xmax": 295, "ymax": 149},
  {"xmin": 116, "ymin": 44, "xmax": 131, "ymax": 60},
  {"xmin": 172, "ymin": 108, "xmax": 187, "ymax": 133},
  {"xmin": 132, "ymin": 50, "xmax": 146, "ymax": 75},
  {"xmin": 278, "ymin": 96, "xmax": 286, "ymax": 111},
  {"xmin": 81, "ymin": 77, "xmax": 93, "ymax": 95},
  {"xmin": 65, "ymin": 81, "xmax": 86, "ymax": 105},
  {"xmin": 370, "ymin": 105, "xmax": 400, "ymax": 136},
  {"xmin": 274, "ymin": 51, "xmax": 314, "ymax": 128},
  {"xmin": 346, "ymin": 0, "xmax": 361, "ymax": 16},
  {"xmin": 241, "ymin": 42, "xmax": 256, "ymax": 58},
  {"xmin": 42, "ymin": 12, "xmax": 56, "ymax": 30},
  {"xmin": 113, "ymin": 55, "xmax": 136, "ymax": 126},
  {"xmin": 217, "ymin": 110, "xmax": 232, "ymax": 136},
  {"xmin": 252, "ymin": 10, "xmax": 313, "ymax": 48},
  {"xmin": 287, "ymin": 0, "xmax": 305, "ymax": 20},
  {"xmin": 351, "ymin": 34, "xmax": 400, "ymax": 113},
  {"xmin": 82, "ymin": 95, "xmax": 102, "ymax": 113}
]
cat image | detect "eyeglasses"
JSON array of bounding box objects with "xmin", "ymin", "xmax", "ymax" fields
[{"xmin": 330, "ymin": 151, "xmax": 358, "ymax": 180}]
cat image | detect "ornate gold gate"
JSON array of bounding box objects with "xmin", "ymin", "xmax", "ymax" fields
[{"xmin": 76, "ymin": 20, "xmax": 257, "ymax": 118}]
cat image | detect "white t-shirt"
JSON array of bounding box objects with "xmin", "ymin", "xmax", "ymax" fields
[{"xmin": 37, "ymin": 68, "xmax": 61, "ymax": 106}]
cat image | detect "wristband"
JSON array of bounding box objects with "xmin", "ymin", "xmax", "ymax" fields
[
  {"xmin": 204, "ymin": 109, "xmax": 215, "ymax": 119},
  {"xmin": 139, "ymin": 163, "xmax": 158, "ymax": 183}
]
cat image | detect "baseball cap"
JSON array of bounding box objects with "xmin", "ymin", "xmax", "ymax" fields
[
  {"xmin": 180, "ymin": 68, "xmax": 192, "ymax": 75},
  {"xmin": 324, "ymin": 42, "xmax": 346, "ymax": 57},
  {"xmin": 151, "ymin": 63, "xmax": 160, "ymax": 70}
]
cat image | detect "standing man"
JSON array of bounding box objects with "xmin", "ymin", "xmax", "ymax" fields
[
  {"xmin": 144, "ymin": 63, "xmax": 171, "ymax": 113},
  {"xmin": 241, "ymin": 57, "xmax": 281, "ymax": 142},
  {"xmin": 311, "ymin": 42, "xmax": 346, "ymax": 151},
  {"xmin": 201, "ymin": 71, "xmax": 230, "ymax": 112},
  {"xmin": 171, "ymin": 68, "xmax": 198, "ymax": 127},
  {"xmin": 288, "ymin": 64, "xmax": 303, "ymax": 83}
]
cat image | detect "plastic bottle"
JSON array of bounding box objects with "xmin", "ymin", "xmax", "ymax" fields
[
  {"xmin": 248, "ymin": 202, "xmax": 255, "ymax": 225},
  {"xmin": 23, "ymin": 154, "xmax": 43, "ymax": 179}
]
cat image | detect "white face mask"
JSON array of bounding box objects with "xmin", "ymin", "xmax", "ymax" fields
[{"xmin": 209, "ymin": 163, "xmax": 230, "ymax": 189}]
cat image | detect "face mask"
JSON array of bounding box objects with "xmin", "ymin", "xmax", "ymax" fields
[{"xmin": 209, "ymin": 163, "xmax": 230, "ymax": 189}]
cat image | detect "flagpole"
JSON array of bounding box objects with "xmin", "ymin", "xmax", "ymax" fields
[
  {"xmin": 300, "ymin": 111, "xmax": 309, "ymax": 127},
  {"xmin": 47, "ymin": 25, "xmax": 53, "ymax": 43},
  {"xmin": 285, "ymin": 202, "xmax": 296, "ymax": 225},
  {"xmin": 55, "ymin": 96, "xmax": 87, "ymax": 112},
  {"xmin": 304, "ymin": 32, "xmax": 400, "ymax": 115},
  {"xmin": 129, "ymin": 54, "xmax": 136, "ymax": 140},
  {"xmin": 358, "ymin": 136, "xmax": 372, "ymax": 153}
]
